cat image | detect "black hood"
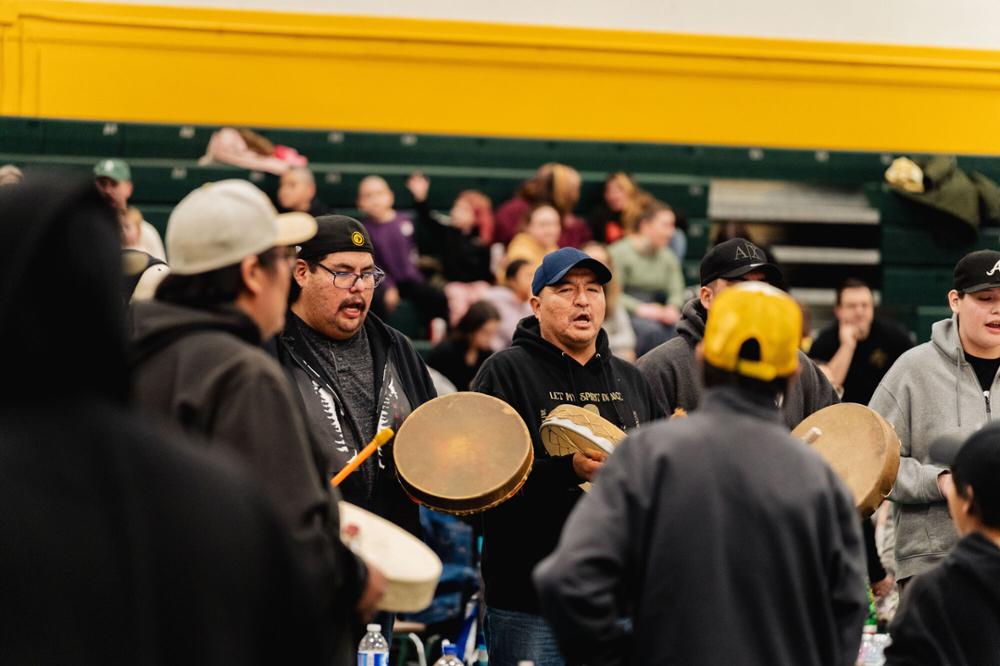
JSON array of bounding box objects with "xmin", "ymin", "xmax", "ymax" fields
[
  {"xmin": 511, "ymin": 315, "xmax": 612, "ymax": 364},
  {"xmin": 676, "ymin": 297, "xmax": 708, "ymax": 345},
  {"xmin": 130, "ymin": 301, "xmax": 260, "ymax": 366},
  {"xmin": 951, "ymin": 533, "xmax": 1000, "ymax": 605},
  {"xmin": 0, "ymin": 175, "xmax": 128, "ymax": 403}
]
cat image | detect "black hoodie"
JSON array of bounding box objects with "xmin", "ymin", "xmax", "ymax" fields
[
  {"xmin": 636, "ymin": 297, "xmax": 839, "ymax": 429},
  {"xmin": 0, "ymin": 176, "xmax": 326, "ymax": 664},
  {"xmin": 471, "ymin": 316, "xmax": 660, "ymax": 613},
  {"xmin": 886, "ymin": 532, "xmax": 1000, "ymax": 665}
]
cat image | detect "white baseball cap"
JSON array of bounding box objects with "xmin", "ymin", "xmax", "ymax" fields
[{"xmin": 166, "ymin": 179, "xmax": 316, "ymax": 275}]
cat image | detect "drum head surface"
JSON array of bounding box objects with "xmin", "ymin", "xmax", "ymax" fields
[
  {"xmin": 540, "ymin": 404, "xmax": 626, "ymax": 458},
  {"xmin": 791, "ymin": 403, "xmax": 900, "ymax": 516},
  {"xmin": 394, "ymin": 392, "xmax": 532, "ymax": 514},
  {"xmin": 339, "ymin": 502, "xmax": 442, "ymax": 612}
]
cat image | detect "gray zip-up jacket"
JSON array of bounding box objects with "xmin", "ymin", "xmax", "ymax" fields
[{"xmin": 868, "ymin": 315, "xmax": 990, "ymax": 580}]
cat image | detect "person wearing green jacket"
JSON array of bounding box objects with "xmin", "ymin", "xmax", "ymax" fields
[{"xmin": 608, "ymin": 202, "xmax": 686, "ymax": 356}]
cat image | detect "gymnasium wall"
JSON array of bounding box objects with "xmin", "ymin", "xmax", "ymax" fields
[{"xmin": 3, "ymin": 0, "xmax": 1000, "ymax": 153}]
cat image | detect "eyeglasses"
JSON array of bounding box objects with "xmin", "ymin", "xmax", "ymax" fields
[{"xmin": 314, "ymin": 263, "xmax": 386, "ymax": 290}]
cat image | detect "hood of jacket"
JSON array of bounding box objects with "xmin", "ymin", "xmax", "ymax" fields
[
  {"xmin": 952, "ymin": 532, "xmax": 1000, "ymax": 604},
  {"xmin": 131, "ymin": 300, "xmax": 261, "ymax": 366},
  {"xmin": 930, "ymin": 315, "xmax": 964, "ymax": 365},
  {"xmin": 0, "ymin": 175, "xmax": 129, "ymax": 404},
  {"xmin": 512, "ymin": 315, "xmax": 612, "ymax": 365},
  {"xmin": 676, "ymin": 297, "xmax": 707, "ymax": 346}
]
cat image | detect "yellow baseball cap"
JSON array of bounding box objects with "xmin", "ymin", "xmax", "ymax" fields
[{"xmin": 703, "ymin": 282, "xmax": 801, "ymax": 381}]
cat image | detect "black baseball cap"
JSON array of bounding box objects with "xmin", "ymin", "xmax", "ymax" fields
[
  {"xmin": 297, "ymin": 215, "xmax": 374, "ymax": 260},
  {"xmin": 930, "ymin": 424, "xmax": 1000, "ymax": 520},
  {"xmin": 700, "ymin": 238, "xmax": 783, "ymax": 286},
  {"xmin": 953, "ymin": 249, "xmax": 1000, "ymax": 293},
  {"xmin": 532, "ymin": 247, "xmax": 612, "ymax": 296}
]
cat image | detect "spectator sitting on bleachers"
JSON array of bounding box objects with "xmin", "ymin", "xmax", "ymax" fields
[
  {"xmin": 609, "ymin": 202, "xmax": 686, "ymax": 356},
  {"xmin": 503, "ymin": 203, "xmax": 562, "ymax": 280},
  {"xmin": 0, "ymin": 164, "xmax": 23, "ymax": 186},
  {"xmin": 405, "ymin": 172, "xmax": 494, "ymax": 325},
  {"xmin": 494, "ymin": 163, "xmax": 591, "ymax": 248},
  {"xmin": 583, "ymin": 241, "xmax": 638, "ymax": 362},
  {"xmin": 357, "ymin": 175, "xmax": 449, "ymax": 338},
  {"xmin": 120, "ymin": 206, "xmax": 169, "ymax": 303},
  {"xmin": 278, "ymin": 166, "xmax": 330, "ymax": 217},
  {"xmin": 426, "ymin": 301, "xmax": 500, "ymax": 391},
  {"xmin": 93, "ymin": 158, "xmax": 166, "ymax": 261},
  {"xmin": 585, "ymin": 172, "xmax": 653, "ymax": 245},
  {"xmin": 484, "ymin": 258, "xmax": 533, "ymax": 351}
]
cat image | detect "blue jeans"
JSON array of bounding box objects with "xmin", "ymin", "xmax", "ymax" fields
[{"xmin": 485, "ymin": 607, "xmax": 565, "ymax": 666}]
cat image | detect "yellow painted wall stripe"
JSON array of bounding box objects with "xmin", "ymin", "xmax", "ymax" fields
[{"xmin": 3, "ymin": 0, "xmax": 1000, "ymax": 154}]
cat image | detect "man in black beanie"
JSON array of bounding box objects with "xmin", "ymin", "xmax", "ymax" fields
[{"xmin": 279, "ymin": 215, "xmax": 435, "ymax": 544}]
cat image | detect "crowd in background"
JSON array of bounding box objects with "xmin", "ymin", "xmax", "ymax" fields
[{"xmin": 2, "ymin": 151, "xmax": 998, "ymax": 666}]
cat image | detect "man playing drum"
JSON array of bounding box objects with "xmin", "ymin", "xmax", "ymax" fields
[
  {"xmin": 636, "ymin": 238, "xmax": 838, "ymax": 428},
  {"xmin": 472, "ymin": 248, "xmax": 660, "ymax": 666},
  {"xmin": 535, "ymin": 283, "xmax": 868, "ymax": 665},
  {"xmin": 870, "ymin": 249, "xmax": 1000, "ymax": 589},
  {"xmin": 277, "ymin": 216, "xmax": 437, "ymax": 640}
]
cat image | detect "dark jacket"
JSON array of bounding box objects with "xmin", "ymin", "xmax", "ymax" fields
[
  {"xmin": 278, "ymin": 312, "xmax": 436, "ymax": 537},
  {"xmin": 886, "ymin": 532, "xmax": 1000, "ymax": 665},
  {"xmin": 472, "ymin": 316, "xmax": 660, "ymax": 613},
  {"xmin": 0, "ymin": 175, "xmax": 326, "ymax": 665},
  {"xmin": 637, "ymin": 297, "xmax": 838, "ymax": 428},
  {"xmin": 534, "ymin": 386, "xmax": 868, "ymax": 666},
  {"xmin": 412, "ymin": 199, "xmax": 494, "ymax": 284},
  {"xmin": 129, "ymin": 301, "xmax": 362, "ymax": 666}
]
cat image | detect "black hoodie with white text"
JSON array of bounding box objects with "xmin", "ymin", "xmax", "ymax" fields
[{"xmin": 471, "ymin": 315, "xmax": 660, "ymax": 613}]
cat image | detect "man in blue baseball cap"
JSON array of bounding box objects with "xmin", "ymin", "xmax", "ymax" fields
[{"xmin": 472, "ymin": 247, "xmax": 660, "ymax": 666}]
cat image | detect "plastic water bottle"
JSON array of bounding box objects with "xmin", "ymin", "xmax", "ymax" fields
[
  {"xmin": 857, "ymin": 625, "xmax": 885, "ymax": 665},
  {"xmin": 358, "ymin": 624, "xmax": 389, "ymax": 666},
  {"xmin": 433, "ymin": 641, "xmax": 464, "ymax": 666}
]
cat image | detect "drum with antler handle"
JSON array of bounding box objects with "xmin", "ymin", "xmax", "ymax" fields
[{"xmin": 791, "ymin": 403, "xmax": 900, "ymax": 517}]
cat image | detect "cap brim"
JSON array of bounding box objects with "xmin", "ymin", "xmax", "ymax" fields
[
  {"xmin": 720, "ymin": 262, "xmax": 783, "ymax": 285},
  {"xmin": 275, "ymin": 212, "xmax": 317, "ymax": 246},
  {"xmin": 929, "ymin": 434, "xmax": 964, "ymax": 467},
  {"xmin": 959, "ymin": 281, "xmax": 1000, "ymax": 294}
]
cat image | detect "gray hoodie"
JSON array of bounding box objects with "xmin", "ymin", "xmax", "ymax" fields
[
  {"xmin": 637, "ymin": 298, "xmax": 838, "ymax": 429},
  {"xmin": 868, "ymin": 315, "xmax": 991, "ymax": 580}
]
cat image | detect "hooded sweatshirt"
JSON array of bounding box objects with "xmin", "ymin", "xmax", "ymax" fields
[
  {"xmin": 868, "ymin": 316, "xmax": 993, "ymax": 580},
  {"xmin": 636, "ymin": 297, "xmax": 838, "ymax": 428},
  {"xmin": 885, "ymin": 532, "xmax": 1000, "ymax": 665},
  {"xmin": 130, "ymin": 300, "xmax": 364, "ymax": 665},
  {"xmin": 534, "ymin": 386, "xmax": 867, "ymax": 666},
  {"xmin": 471, "ymin": 316, "xmax": 660, "ymax": 613},
  {"xmin": 0, "ymin": 176, "xmax": 327, "ymax": 665}
]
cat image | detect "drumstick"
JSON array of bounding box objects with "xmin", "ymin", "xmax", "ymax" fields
[{"xmin": 331, "ymin": 428, "xmax": 395, "ymax": 487}]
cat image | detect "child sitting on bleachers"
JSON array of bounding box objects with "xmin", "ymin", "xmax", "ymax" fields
[
  {"xmin": 502, "ymin": 203, "xmax": 562, "ymax": 280},
  {"xmin": 357, "ymin": 175, "xmax": 449, "ymax": 338}
]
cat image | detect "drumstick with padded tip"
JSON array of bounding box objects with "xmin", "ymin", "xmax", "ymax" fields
[
  {"xmin": 801, "ymin": 427, "xmax": 823, "ymax": 445},
  {"xmin": 331, "ymin": 428, "xmax": 394, "ymax": 487}
]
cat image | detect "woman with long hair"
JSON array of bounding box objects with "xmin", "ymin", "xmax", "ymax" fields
[
  {"xmin": 426, "ymin": 300, "xmax": 502, "ymax": 390},
  {"xmin": 494, "ymin": 163, "xmax": 592, "ymax": 248}
]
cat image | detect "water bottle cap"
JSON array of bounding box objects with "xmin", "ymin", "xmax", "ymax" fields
[
  {"xmin": 367, "ymin": 624, "xmax": 381, "ymax": 632},
  {"xmin": 442, "ymin": 643, "xmax": 458, "ymax": 656}
]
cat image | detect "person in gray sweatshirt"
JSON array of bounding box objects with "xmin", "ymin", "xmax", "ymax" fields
[
  {"xmin": 637, "ymin": 238, "xmax": 838, "ymax": 428},
  {"xmin": 870, "ymin": 249, "xmax": 1000, "ymax": 584}
]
